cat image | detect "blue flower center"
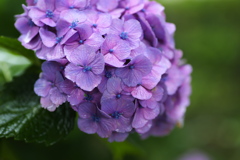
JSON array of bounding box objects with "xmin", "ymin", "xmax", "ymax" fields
[
  {"xmin": 92, "ymin": 115, "xmax": 100, "ymax": 122},
  {"xmin": 70, "ymin": 20, "xmax": 79, "ymax": 28},
  {"xmin": 56, "ymin": 37, "xmax": 63, "ymax": 44},
  {"xmin": 69, "ymin": 6, "xmax": 75, "ymax": 9},
  {"xmin": 109, "ymin": 49, "xmax": 114, "ymax": 53},
  {"xmin": 46, "ymin": 10, "xmax": 54, "ymax": 18},
  {"xmin": 129, "ymin": 65, "xmax": 135, "ymax": 69},
  {"xmin": 116, "ymin": 94, "xmax": 121, "ymax": 99},
  {"xmin": 120, "ymin": 32, "xmax": 128, "ymax": 40},
  {"xmin": 79, "ymin": 40, "xmax": 85, "ymax": 44},
  {"xmin": 84, "ymin": 94, "xmax": 94, "ymax": 101},
  {"xmin": 111, "ymin": 111, "xmax": 122, "ymax": 119},
  {"xmin": 83, "ymin": 66, "xmax": 92, "ymax": 72},
  {"xmin": 105, "ymin": 71, "xmax": 112, "ymax": 78},
  {"xmin": 141, "ymin": 9, "xmax": 146, "ymax": 12},
  {"xmin": 125, "ymin": 7, "xmax": 130, "ymax": 10},
  {"xmin": 92, "ymin": 24, "xmax": 98, "ymax": 28}
]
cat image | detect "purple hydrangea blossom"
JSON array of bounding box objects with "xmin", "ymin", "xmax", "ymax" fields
[
  {"xmin": 16, "ymin": 0, "xmax": 192, "ymax": 142},
  {"xmin": 34, "ymin": 61, "xmax": 67, "ymax": 111},
  {"xmin": 65, "ymin": 45, "xmax": 105, "ymax": 91},
  {"xmin": 77, "ymin": 102, "xmax": 114, "ymax": 138}
]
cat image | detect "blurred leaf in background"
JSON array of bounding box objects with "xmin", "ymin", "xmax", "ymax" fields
[{"xmin": 0, "ymin": 0, "xmax": 240, "ymax": 160}]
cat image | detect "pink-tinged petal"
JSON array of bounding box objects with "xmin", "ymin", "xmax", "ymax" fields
[
  {"xmin": 142, "ymin": 73, "xmax": 159, "ymax": 90},
  {"xmin": 104, "ymin": 54, "xmax": 125, "ymax": 67},
  {"xmin": 140, "ymin": 99, "xmax": 159, "ymax": 110},
  {"xmin": 85, "ymin": 33, "xmax": 104, "ymax": 50},
  {"xmin": 135, "ymin": 120, "xmax": 152, "ymax": 134},
  {"xmin": 109, "ymin": 19, "xmax": 123, "ymax": 35},
  {"xmin": 55, "ymin": 0, "xmax": 69, "ymax": 11},
  {"xmin": 97, "ymin": 118, "xmax": 113, "ymax": 138},
  {"xmin": 34, "ymin": 79, "xmax": 52, "ymax": 97},
  {"xmin": 60, "ymin": 9, "xmax": 86, "ymax": 23},
  {"xmin": 120, "ymin": 100, "xmax": 136, "ymax": 118},
  {"xmin": 152, "ymin": 85, "xmax": 165, "ymax": 102},
  {"xmin": 76, "ymin": 71, "xmax": 102, "ymax": 91},
  {"xmin": 40, "ymin": 18, "xmax": 56, "ymax": 27},
  {"xmin": 78, "ymin": 102, "xmax": 96, "ymax": 118},
  {"xmin": 49, "ymin": 87, "xmax": 67, "ymax": 105},
  {"xmin": 131, "ymin": 85, "xmax": 152, "ymax": 100},
  {"xmin": 65, "ymin": 63, "xmax": 83, "ymax": 82},
  {"xmin": 113, "ymin": 40, "xmax": 131, "ymax": 60},
  {"xmin": 101, "ymin": 34, "xmax": 118, "ymax": 54},
  {"xmin": 28, "ymin": 8, "xmax": 45, "ymax": 26},
  {"xmin": 97, "ymin": 0, "xmax": 118, "ymax": 12},
  {"xmin": 110, "ymin": 9, "xmax": 125, "ymax": 19},
  {"xmin": 78, "ymin": 118, "xmax": 98, "ymax": 134},
  {"xmin": 134, "ymin": 55, "xmax": 152, "ymax": 76},
  {"xmin": 68, "ymin": 88, "xmax": 84, "ymax": 105},
  {"xmin": 140, "ymin": 104, "xmax": 160, "ymax": 120},
  {"xmin": 36, "ymin": 0, "xmax": 55, "ymax": 11},
  {"xmin": 60, "ymin": 29, "xmax": 77, "ymax": 44},
  {"xmin": 132, "ymin": 107, "xmax": 148, "ymax": 128},
  {"xmin": 46, "ymin": 44, "xmax": 65, "ymax": 60},
  {"xmin": 39, "ymin": 28, "xmax": 56, "ymax": 47},
  {"xmin": 40, "ymin": 96, "xmax": 57, "ymax": 112},
  {"xmin": 97, "ymin": 13, "xmax": 112, "ymax": 28},
  {"xmin": 90, "ymin": 53, "xmax": 105, "ymax": 74},
  {"xmin": 108, "ymin": 132, "xmax": 129, "ymax": 142},
  {"xmin": 124, "ymin": 19, "xmax": 142, "ymax": 39},
  {"xmin": 127, "ymin": 3, "xmax": 144, "ymax": 15},
  {"xmin": 68, "ymin": 45, "xmax": 96, "ymax": 65}
]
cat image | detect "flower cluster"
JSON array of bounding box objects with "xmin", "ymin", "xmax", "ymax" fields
[{"xmin": 15, "ymin": 0, "xmax": 192, "ymax": 142}]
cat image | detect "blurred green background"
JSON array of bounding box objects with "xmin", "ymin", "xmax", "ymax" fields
[{"xmin": 0, "ymin": 0, "xmax": 240, "ymax": 159}]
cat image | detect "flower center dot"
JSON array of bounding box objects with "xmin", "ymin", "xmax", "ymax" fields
[
  {"xmin": 116, "ymin": 94, "xmax": 121, "ymax": 99},
  {"xmin": 111, "ymin": 111, "xmax": 122, "ymax": 119},
  {"xmin": 120, "ymin": 32, "xmax": 128, "ymax": 40},
  {"xmin": 46, "ymin": 10, "xmax": 54, "ymax": 18}
]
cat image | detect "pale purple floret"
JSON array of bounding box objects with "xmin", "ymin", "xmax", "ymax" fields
[
  {"xmin": 56, "ymin": 9, "xmax": 86, "ymax": 36},
  {"xmin": 101, "ymin": 77, "xmax": 134, "ymax": 103},
  {"xmin": 101, "ymin": 34, "xmax": 131, "ymax": 67},
  {"xmin": 96, "ymin": 0, "xmax": 119, "ymax": 13},
  {"xmin": 60, "ymin": 79, "xmax": 84, "ymax": 106},
  {"xmin": 109, "ymin": 19, "xmax": 143, "ymax": 49},
  {"xmin": 34, "ymin": 61, "xmax": 67, "ymax": 111},
  {"xmin": 120, "ymin": 0, "xmax": 145, "ymax": 15},
  {"xmin": 26, "ymin": 0, "xmax": 38, "ymax": 6},
  {"xmin": 108, "ymin": 132, "xmax": 129, "ymax": 142},
  {"xmin": 55, "ymin": 0, "xmax": 90, "ymax": 12},
  {"xmin": 115, "ymin": 55, "xmax": 152, "ymax": 87},
  {"xmin": 63, "ymin": 24, "xmax": 104, "ymax": 57},
  {"xmin": 85, "ymin": 11, "xmax": 112, "ymax": 35},
  {"xmin": 77, "ymin": 102, "xmax": 114, "ymax": 138},
  {"xmin": 65, "ymin": 45, "xmax": 105, "ymax": 91},
  {"xmin": 102, "ymin": 99, "xmax": 136, "ymax": 132},
  {"xmin": 98, "ymin": 67, "xmax": 116, "ymax": 93},
  {"xmin": 28, "ymin": 0, "xmax": 59, "ymax": 27},
  {"xmin": 132, "ymin": 100, "xmax": 160, "ymax": 130},
  {"xmin": 36, "ymin": 28, "xmax": 65, "ymax": 60}
]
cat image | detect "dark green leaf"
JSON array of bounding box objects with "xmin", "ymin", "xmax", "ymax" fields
[
  {"xmin": 0, "ymin": 67, "xmax": 76, "ymax": 145},
  {"xmin": 0, "ymin": 36, "xmax": 40, "ymax": 66}
]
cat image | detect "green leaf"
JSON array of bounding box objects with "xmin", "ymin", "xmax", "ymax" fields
[
  {"xmin": 0, "ymin": 67, "xmax": 76, "ymax": 145},
  {"xmin": 0, "ymin": 36, "xmax": 40, "ymax": 66}
]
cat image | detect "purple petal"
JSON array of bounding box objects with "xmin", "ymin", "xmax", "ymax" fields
[
  {"xmin": 89, "ymin": 52, "xmax": 105, "ymax": 74},
  {"xmin": 40, "ymin": 17, "xmax": 56, "ymax": 27},
  {"xmin": 104, "ymin": 53, "xmax": 124, "ymax": 67},
  {"xmin": 68, "ymin": 88, "xmax": 84, "ymax": 105},
  {"xmin": 39, "ymin": 28, "xmax": 57, "ymax": 48},
  {"xmin": 97, "ymin": 118, "xmax": 114, "ymax": 138},
  {"xmin": 97, "ymin": 13, "xmax": 112, "ymax": 28},
  {"xmin": 40, "ymin": 96, "xmax": 57, "ymax": 112},
  {"xmin": 34, "ymin": 79, "xmax": 52, "ymax": 97},
  {"xmin": 131, "ymin": 85, "xmax": 152, "ymax": 100},
  {"xmin": 108, "ymin": 132, "xmax": 129, "ymax": 142},
  {"xmin": 85, "ymin": 33, "xmax": 104, "ymax": 50},
  {"xmin": 65, "ymin": 63, "xmax": 83, "ymax": 83},
  {"xmin": 76, "ymin": 71, "xmax": 102, "ymax": 91},
  {"xmin": 132, "ymin": 107, "xmax": 148, "ymax": 128},
  {"xmin": 135, "ymin": 120, "xmax": 152, "ymax": 134},
  {"xmin": 97, "ymin": 0, "xmax": 118, "ymax": 12},
  {"xmin": 78, "ymin": 118, "xmax": 98, "ymax": 134},
  {"xmin": 109, "ymin": 19, "xmax": 123, "ymax": 35},
  {"xmin": 106, "ymin": 77, "xmax": 122, "ymax": 94},
  {"xmin": 124, "ymin": 19, "xmax": 142, "ymax": 39},
  {"xmin": 77, "ymin": 102, "xmax": 96, "ymax": 118},
  {"xmin": 68, "ymin": 45, "xmax": 96, "ymax": 65},
  {"xmin": 49, "ymin": 87, "xmax": 67, "ymax": 105},
  {"xmin": 133, "ymin": 55, "xmax": 152, "ymax": 76},
  {"xmin": 28, "ymin": 8, "xmax": 45, "ymax": 26},
  {"xmin": 60, "ymin": 79, "xmax": 75, "ymax": 94}
]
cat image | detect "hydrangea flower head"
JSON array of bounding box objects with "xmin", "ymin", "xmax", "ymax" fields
[{"xmin": 16, "ymin": 0, "xmax": 192, "ymax": 142}]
